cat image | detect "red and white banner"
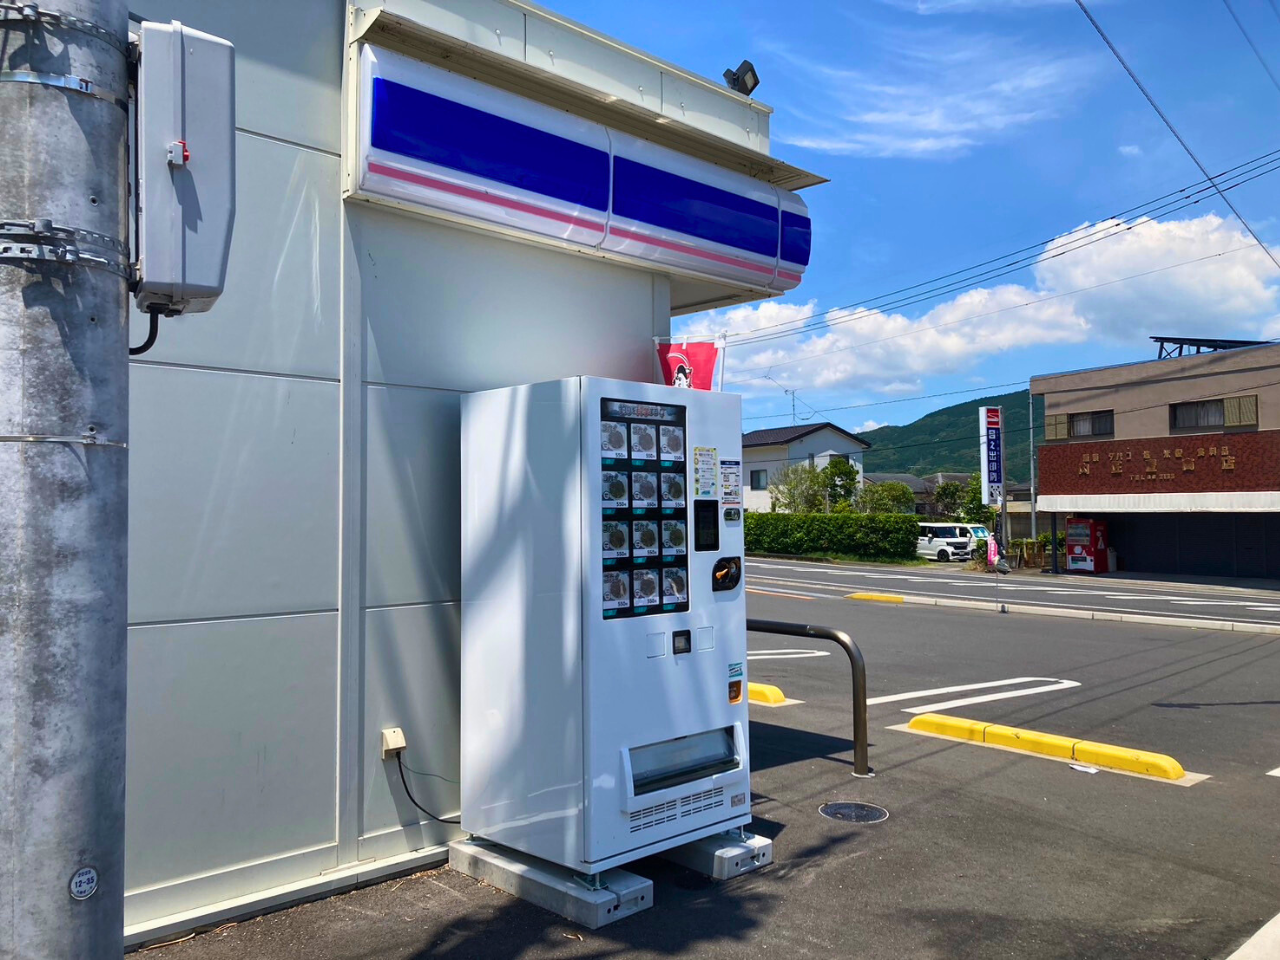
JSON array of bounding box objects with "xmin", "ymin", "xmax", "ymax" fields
[{"xmin": 656, "ymin": 341, "xmax": 720, "ymax": 390}]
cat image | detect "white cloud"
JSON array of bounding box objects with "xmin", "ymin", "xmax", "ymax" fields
[
  {"xmin": 770, "ymin": 29, "xmax": 1095, "ymax": 159},
  {"xmin": 1118, "ymin": 144, "xmax": 1142, "ymax": 157},
  {"xmin": 677, "ymin": 213, "xmax": 1279, "ymax": 394},
  {"xmin": 852, "ymin": 419, "xmax": 887, "ymax": 433}
]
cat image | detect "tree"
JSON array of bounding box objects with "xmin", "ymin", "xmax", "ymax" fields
[
  {"xmin": 932, "ymin": 480, "xmax": 965, "ymax": 519},
  {"xmin": 820, "ymin": 458, "xmax": 861, "ymax": 511},
  {"xmin": 768, "ymin": 463, "xmax": 825, "ymax": 513},
  {"xmin": 855, "ymin": 480, "xmax": 916, "ymax": 515},
  {"xmin": 960, "ymin": 473, "xmax": 998, "ymax": 527}
]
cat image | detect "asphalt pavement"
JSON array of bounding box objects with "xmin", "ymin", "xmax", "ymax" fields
[
  {"xmin": 146, "ymin": 590, "xmax": 1280, "ymax": 960},
  {"xmin": 749, "ymin": 556, "xmax": 1280, "ymax": 627}
]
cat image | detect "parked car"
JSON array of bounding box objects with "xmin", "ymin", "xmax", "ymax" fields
[
  {"xmin": 917, "ymin": 523, "xmax": 972, "ymax": 562},
  {"xmin": 959, "ymin": 524, "xmax": 990, "ymax": 555}
]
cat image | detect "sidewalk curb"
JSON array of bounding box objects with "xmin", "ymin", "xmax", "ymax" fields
[
  {"xmin": 848, "ymin": 591, "xmax": 1280, "ymax": 634},
  {"xmin": 748, "ymin": 554, "xmax": 1280, "ymax": 599}
]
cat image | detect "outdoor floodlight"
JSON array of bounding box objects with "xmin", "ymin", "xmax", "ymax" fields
[{"xmin": 723, "ymin": 59, "xmax": 760, "ymax": 96}]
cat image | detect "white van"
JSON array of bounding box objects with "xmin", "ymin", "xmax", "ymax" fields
[
  {"xmin": 918, "ymin": 523, "xmax": 972, "ymax": 562},
  {"xmin": 958, "ymin": 524, "xmax": 990, "ymax": 555}
]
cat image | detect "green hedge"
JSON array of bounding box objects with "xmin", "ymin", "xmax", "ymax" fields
[{"xmin": 744, "ymin": 512, "xmax": 919, "ymax": 561}]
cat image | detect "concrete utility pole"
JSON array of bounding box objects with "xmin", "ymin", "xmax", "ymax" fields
[
  {"xmin": 0, "ymin": 2, "xmax": 130, "ymax": 957},
  {"xmin": 1029, "ymin": 390, "xmax": 1037, "ymax": 541}
]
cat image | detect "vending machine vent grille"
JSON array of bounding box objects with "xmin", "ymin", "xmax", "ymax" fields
[
  {"xmin": 680, "ymin": 787, "xmax": 725, "ymax": 818},
  {"xmin": 629, "ymin": 799, "xmax": 679, "ymax": 833},
  {"xmin": 628, "ymin": 786, "xmax": 726, "ymax": 834}
]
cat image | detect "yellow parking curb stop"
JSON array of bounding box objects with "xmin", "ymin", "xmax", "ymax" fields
[
  {"xmin": 906, "ymin": 713, "xmax": 1189, "ymax": 780},
  {"xmin": 846, "ymin": 592, "xmax": 905, "ymax": 604},
  {"xmin": 908, "ymin": 713, "xmax": 989, "ymax": 742},
  {"xmin": 748, "ymin": 682, "xmax": 787, "ymax": 706}
]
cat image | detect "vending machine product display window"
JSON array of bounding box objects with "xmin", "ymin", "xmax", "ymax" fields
[{"xmin": 600, "ymin": 398, "xmax": 690, "ymax": 618}]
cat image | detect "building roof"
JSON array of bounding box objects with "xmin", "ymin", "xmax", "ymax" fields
[
  {"xmin": 924, "ymin": 472, "xmax": 970, "ymax": 489},
  {"xmin": 742, "ymin": 422, "xmax": 873, "ymax": 449},
  {"xmin": 863, "ymin": 473, "xmax": 929, "ymax": 494},
  {"xmin": 1031, "ymin": 339, "xmax": 1280, "ymax": 392}
]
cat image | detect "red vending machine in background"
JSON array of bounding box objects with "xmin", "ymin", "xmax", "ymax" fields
[{"xmin": 1066, "ymin": 518, "xmax": 1109, "ymax": 573}]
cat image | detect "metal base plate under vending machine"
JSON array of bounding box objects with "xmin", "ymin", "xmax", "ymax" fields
[{"xmin": 457, "ymin": 376, "xmax": 754, "ymax": 921}]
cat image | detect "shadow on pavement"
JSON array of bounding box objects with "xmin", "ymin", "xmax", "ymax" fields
[
  {"xmin": 749, "ymin": 718, "xmax": 874, "ymax": 771},
  {"xmin": 1152, "ymin": 699, "xmax": 1280, "ymax": 708}
]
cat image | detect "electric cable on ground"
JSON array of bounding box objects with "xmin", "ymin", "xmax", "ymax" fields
[{"xmin": 396, "ymin": 752, "xmax": 461, "ymax": 824}]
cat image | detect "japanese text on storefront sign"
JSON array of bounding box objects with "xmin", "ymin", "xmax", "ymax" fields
[{"xmin": 1076, "ymin": 444, "xmax": 1237, "ymax": 481}]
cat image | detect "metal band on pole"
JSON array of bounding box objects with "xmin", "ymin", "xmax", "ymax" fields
[
  {"xmin": 0, "ymin": 2, "xmax": 130, "ymax": 54},
  {"xmin": 0, "ymin": 69, "xmax": 129, "ymax": 111}
]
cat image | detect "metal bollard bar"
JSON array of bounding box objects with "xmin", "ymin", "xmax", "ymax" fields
[{"xmin": 746, "ymin": 619, "xmax": 872, "ymax": 777}]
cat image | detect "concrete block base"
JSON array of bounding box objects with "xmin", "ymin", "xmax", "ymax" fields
[
  {"xmin": 448, "ymin": 839, "xmax": 652, "ymax": 928},
  {"xmin": 659, "ymin": 830, "xmax": 773, "ymax": 880}
]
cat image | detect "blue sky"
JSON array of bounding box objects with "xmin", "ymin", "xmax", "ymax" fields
[{"xmin": 551, "ymin": 0, "xmax": 1280, "ymax": 433}]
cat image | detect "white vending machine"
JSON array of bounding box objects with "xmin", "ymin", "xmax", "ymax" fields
[{"xmin": 461, "ymin": 376, "xmax": 749, "ymax": 874}]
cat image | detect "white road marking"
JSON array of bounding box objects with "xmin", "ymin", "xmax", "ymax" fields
[
  {"xmin": 747, "ymin": 649, "xmax": 832, "ymax": 661},
  {"xmin": 867, "ymin": 676, "xmax": 1082, "ymax": 713},
  {"xmin": 1226, "ymin": 909, "xmax": 1280, "ymax": 959},
  {"xmin": 868, "ymin": 677, "xmax": 1059, "ymax": 706},
  {"xmin": 745, "ymin": 586, "xmax": 826, "ymax": 600},
  {"xmin": 900, "ymin": 679, "xmax": 1081, "ymax": 714},
  {"xmin": 1169, "ymin": 600, "xmax": 1250, "ymax": 607},
  {"xmin": 1267, "ymin": 767, "xmax": 1280, "ymax": 778}
]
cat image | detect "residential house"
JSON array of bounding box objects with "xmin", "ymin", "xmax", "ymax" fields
[
  {"xmin": 743, "ymin": 423, "xmax": 872, "ymax": 511},
  {"xmin": 862, "ymin": 471, "xmax": 970, "ymax": 516}
]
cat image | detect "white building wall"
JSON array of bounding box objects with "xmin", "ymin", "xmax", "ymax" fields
[
  {"xmin": 122, "ymin": 0, "xmax": 672, "ymax": 938},
  {"xmin": 124, "ymin": 0, "xmax": 347, "ymax": 931}
]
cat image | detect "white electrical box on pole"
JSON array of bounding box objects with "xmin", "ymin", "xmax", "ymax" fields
[
  {"xmin": 0, "ymin": 5, "xmax": 233, "ymax": 956},
  {"xmin": 133, "ymin": 19, "xmax": 235, "ymax": 317}
]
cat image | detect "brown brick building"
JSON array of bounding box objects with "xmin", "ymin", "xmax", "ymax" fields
[{"xmin": 1031, "ymin": 339, "xmax": 1280, "ymax": 578}]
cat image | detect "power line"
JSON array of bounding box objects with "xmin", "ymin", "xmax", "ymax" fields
[
  {"xmin": 726, "ymin": 244, "xmax": 1257, "ymax": 383},
  {"xmin": 742, "ymin": 381, "xmax": 1031, "ymax": 422},
  {"xmin": 746, "ymin": 370, "xmax": 1280, "ymax": 469},
  {"xmin": 722, "ymin": 148, "xmax": 1280, "ymax": 347},
  {"xmin": 1074, "ymin": 0, "xmax": 1280, "ymax": 272},
  {"xmin": 729, "ymin": 154, "xmax": 1280, "ymax": 352},
  {"xmin": 1268, "ymin": 0, "xmax": 1280, "ymax": 29},
  {"xmin": 1221, "ymin": 0, "xmax": 1280, "ymax": 96}
]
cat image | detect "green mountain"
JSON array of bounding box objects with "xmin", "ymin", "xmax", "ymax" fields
[{"xmin": 859, "ymin": 390, "xmax": 1043, "ymax": 484}]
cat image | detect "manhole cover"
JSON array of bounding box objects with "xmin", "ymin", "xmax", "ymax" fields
[{"xmin": 819, "ymin": 801, "xmax": 889, "ymax": 824}]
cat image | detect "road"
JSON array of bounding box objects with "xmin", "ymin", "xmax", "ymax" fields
[
  {"xmin": 749, "ymin": 556, "xmax": 1280, "ymax": 627},
  {"xmin": 744, "ymin": 587, "xmax": 1280, "ymax": 959},
  {"xmin": 150, "ymin": 589, "xmax": 1280, "ymax": 960}
]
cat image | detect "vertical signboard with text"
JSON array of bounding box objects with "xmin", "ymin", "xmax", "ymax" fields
[{"xmin": 980, "ymin": 406, "xmax": 1003, "ymax": 506}]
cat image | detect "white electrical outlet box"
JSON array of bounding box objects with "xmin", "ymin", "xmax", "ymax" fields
[
  {"xmin": 134, "ymin": 20, "xmax": 235, "ymax": 316},
  {"xmin": 380, "ymin": 727, "xmax": 406, "ymax": 760}
]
